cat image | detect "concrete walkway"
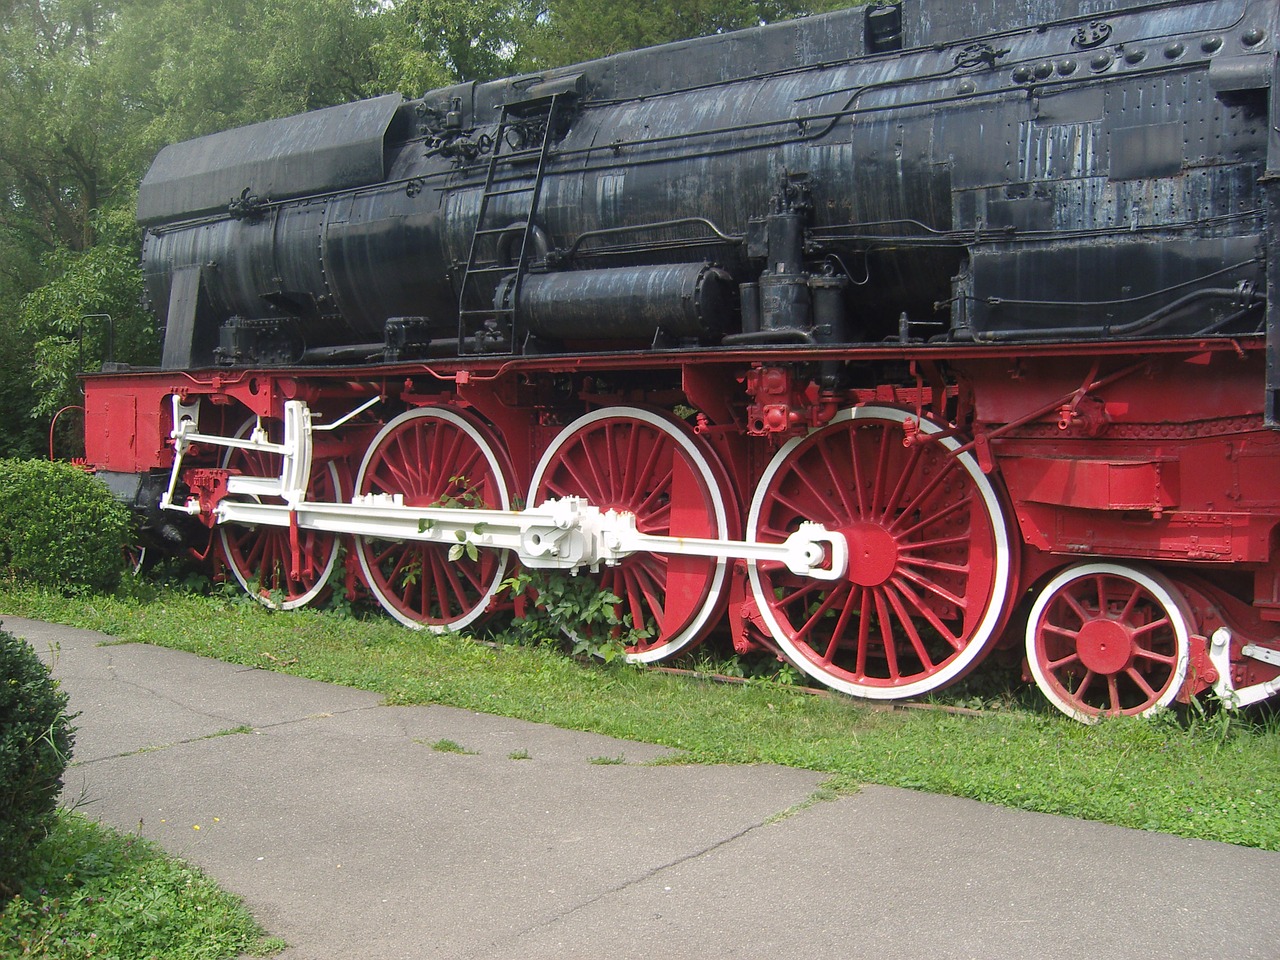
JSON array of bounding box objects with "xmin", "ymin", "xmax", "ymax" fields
[{"xmin": 7, "ymin": 614, "xmax": 1280, "ymax": 960}]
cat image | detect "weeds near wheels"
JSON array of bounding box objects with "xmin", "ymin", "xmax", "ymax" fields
[{"xmin": 495, "ymin": 570, "xmax": 639, "ymax": 663}]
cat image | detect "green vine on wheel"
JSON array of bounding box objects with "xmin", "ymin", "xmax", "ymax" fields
[{"xmin": 416, "ymin": 476, "xmax": 487, "ymax": 562}]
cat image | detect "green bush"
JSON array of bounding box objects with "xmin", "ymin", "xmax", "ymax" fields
[
  {"xmin": 0, "ymin": 459, "xmax": 132, "ymax": 593},
  {"xmin": 0, "ymin": 628, "xmax": 76, "ymax": 896}
]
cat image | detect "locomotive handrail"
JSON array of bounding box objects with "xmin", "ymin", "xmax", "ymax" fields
[
  {"xmin": 812, "ymin": 209, "xmax": 1262, "ymax": 246},
  {"xmin": 974, "ymin": 262, "xmax": 1262, "ymax": 309},
  {"xmin": 970, "ymin": 275, "xmax": 1265, "ymax": 342},
  {"xmin": 578, "ymin": 0, "xmax": 1241, "ymax": 111},
  {"xmin": 562, "ymin": 218, "xmax": 744, "ymax": 258},
  {"xmin": 141, "ymin": 53, "xmax": 1223, "ymax": 239},
  {"xmin": 552, "ymin": 62, "xmax": 1212, "ymax": 175}
]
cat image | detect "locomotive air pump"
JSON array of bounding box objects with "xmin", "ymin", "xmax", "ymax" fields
[{"xmin": 160, "ymin": 397, "xmax": 848, "ymax": 582}]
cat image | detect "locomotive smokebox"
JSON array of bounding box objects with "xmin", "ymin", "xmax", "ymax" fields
[{"xmin": 497, "ymin": 263, "xmax": 735, "ymax": 343}]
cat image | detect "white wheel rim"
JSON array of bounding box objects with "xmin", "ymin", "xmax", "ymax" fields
[
  {"xmin": 746, "ymin": 405, "xmax": 1013, "ymax": 699},
  {"xmin": 1025, "ymin": 562, "xmax": 1192, "ymax": 723},
  {"xmin": 354, "ymin": 407, "xmax": 511, "ymax": 633},
  {"xmin": 528, "ymin": 406, "xmax": 731, "ymax": 663}
]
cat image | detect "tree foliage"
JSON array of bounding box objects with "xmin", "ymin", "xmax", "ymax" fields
[
  {"xmin": 395, "ymin": 0, "xmax": 539, "ymax": 83},
  {"xmin": 524, "ymin": 0, "xmax": 855, "ymax": 67},
  {"xmin": 18, "ymin": 204, "xmax": 152, "ymax": 418},
  {"xmin": 0, "ymin": 0, "xmax": 441, "ymax": 436}
]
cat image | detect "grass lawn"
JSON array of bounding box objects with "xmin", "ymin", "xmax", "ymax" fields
[
  {"xmin": 1, "ymin": 810, "xmax": 282, "ymax": 959},
  {"xmin": 3, "ymin": 578, "xmax": 1278, "ymax": 852}
]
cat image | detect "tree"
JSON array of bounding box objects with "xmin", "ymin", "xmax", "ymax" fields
[
  {"xmin": 0, "ymin": 1, "xmax": 120, "ymax": 256},
  {"xmin": 0, "ymin": 0, "xmax": 446, "ymax": 431},
  {"xmin": 0, "ymin": 322, "xmax": 45, "ymax": 459},
  {"xmin": 0, "ymin": 213, "xmax": 46, "ymax": 458},
  {"xmin": 523, "ymin": 0, "xmax": 857, "ymax": 70},
  {"xmin": 18, "ymin": 203, "xmax": 152, "ymax": 419},
  {"xmin": 393, "ymin": 0, "xmax": 539, "ymax": 82},
  {"xmin": 118, "ymin": 0, "xmax": 421, "ymax": 147}
]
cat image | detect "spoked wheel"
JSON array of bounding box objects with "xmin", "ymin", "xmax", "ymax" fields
[
  {"xmin": 354, "ymin": 407, "xmax": 512, "ymax": 632},
  {"xmin": 747, "ymin": 406, "xmax": 1014, "ymax": 699},
  {"xmin": 528, "ymin": 407, "xmax": 735, "ymax": 662},
  {"xmin": 219, "ymin": 417, "xmax": 343, "ymax": 610},
  {"xmin": 1026, "ymin": 563, "xmax": 1192, "ymax": 722}
]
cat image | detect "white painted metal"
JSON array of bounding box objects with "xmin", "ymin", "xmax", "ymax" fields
[
  {"xmin": 164, "ymin": 397, "xmax": 846, "ymax": 586},
  {"xmin": 526, "ymin": 406, "xmax": 738, "ymax": 662},
  {"xmin": 163, "ymin": 396, "xmax": 314, "ymax": 510},
  {"xmin": 217, "ymin": 416, "xmax": 341, "ymax": 610},
  {"xmin": 1242, "ymin": 643, "xmax": 1280, "ymax": 667},
  {"xmin": 1210, "ymin": 629, "xmax": 1280, "ymax": 708},
  {"xmin": 216, "ymin": 491, "xmax": 843, "ymax": 577}
]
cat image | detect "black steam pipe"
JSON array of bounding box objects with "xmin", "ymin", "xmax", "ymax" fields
[{"xmin": 969, "ymin": 287, "xmax": 1265, "ymax": 342}]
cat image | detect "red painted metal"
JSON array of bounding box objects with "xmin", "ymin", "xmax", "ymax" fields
[
  {"xmin": 1026, "ymin": 565, "xmax": 1190, "ymax": 719},
  {"xmin": 747, "ymin": 406, "xmax": 1014, "ymax": 696},
  {"xmin": 83, "ymin": 380, "xmax": 173, "ymax": 472},
  {"xmin": 79, "ymin": 334, "xmax": 1280, "ymax": 712},
  {"xmin": 528, "ymin": 409, "xmax": 735, "ymax": 661},
  {"xmin": 962, "ymin": 352, "xmax": 1280, "ymax": 572},
  {"xmin": 353, "ymin": 408, "xmax": 512, "ymax": 630}
]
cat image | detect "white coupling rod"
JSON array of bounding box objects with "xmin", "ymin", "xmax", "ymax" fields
[
  {"xmin": 216, "ymin": 495, "xmax": 847, "ymax": 580},
  {"xmin": 165, "ymin": 395, "xmax": 847, "ymax": 580}
]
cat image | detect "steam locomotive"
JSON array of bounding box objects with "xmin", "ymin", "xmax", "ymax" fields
[{"xmin": 84, "ymin": 0, "xmax": 1280, "ymax": 721}]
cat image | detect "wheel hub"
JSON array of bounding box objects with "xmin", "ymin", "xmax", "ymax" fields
[
  {"xmin": 844, "ymin": 521, "xmax": 899, "ymax": 587},
  {"xmin": 1075, "ymin": 618, "xmax": 1133, "ymax": 675}
]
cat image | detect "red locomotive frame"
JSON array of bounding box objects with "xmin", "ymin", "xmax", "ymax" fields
[{"xmin": 83, "ymin": 332, "xmax": 1280, "ymax": 722}]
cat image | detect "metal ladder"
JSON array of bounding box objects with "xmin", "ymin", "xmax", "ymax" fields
[{"xmin": 457, "ymin": 93, "xmax": 563, "ymax": 354}]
